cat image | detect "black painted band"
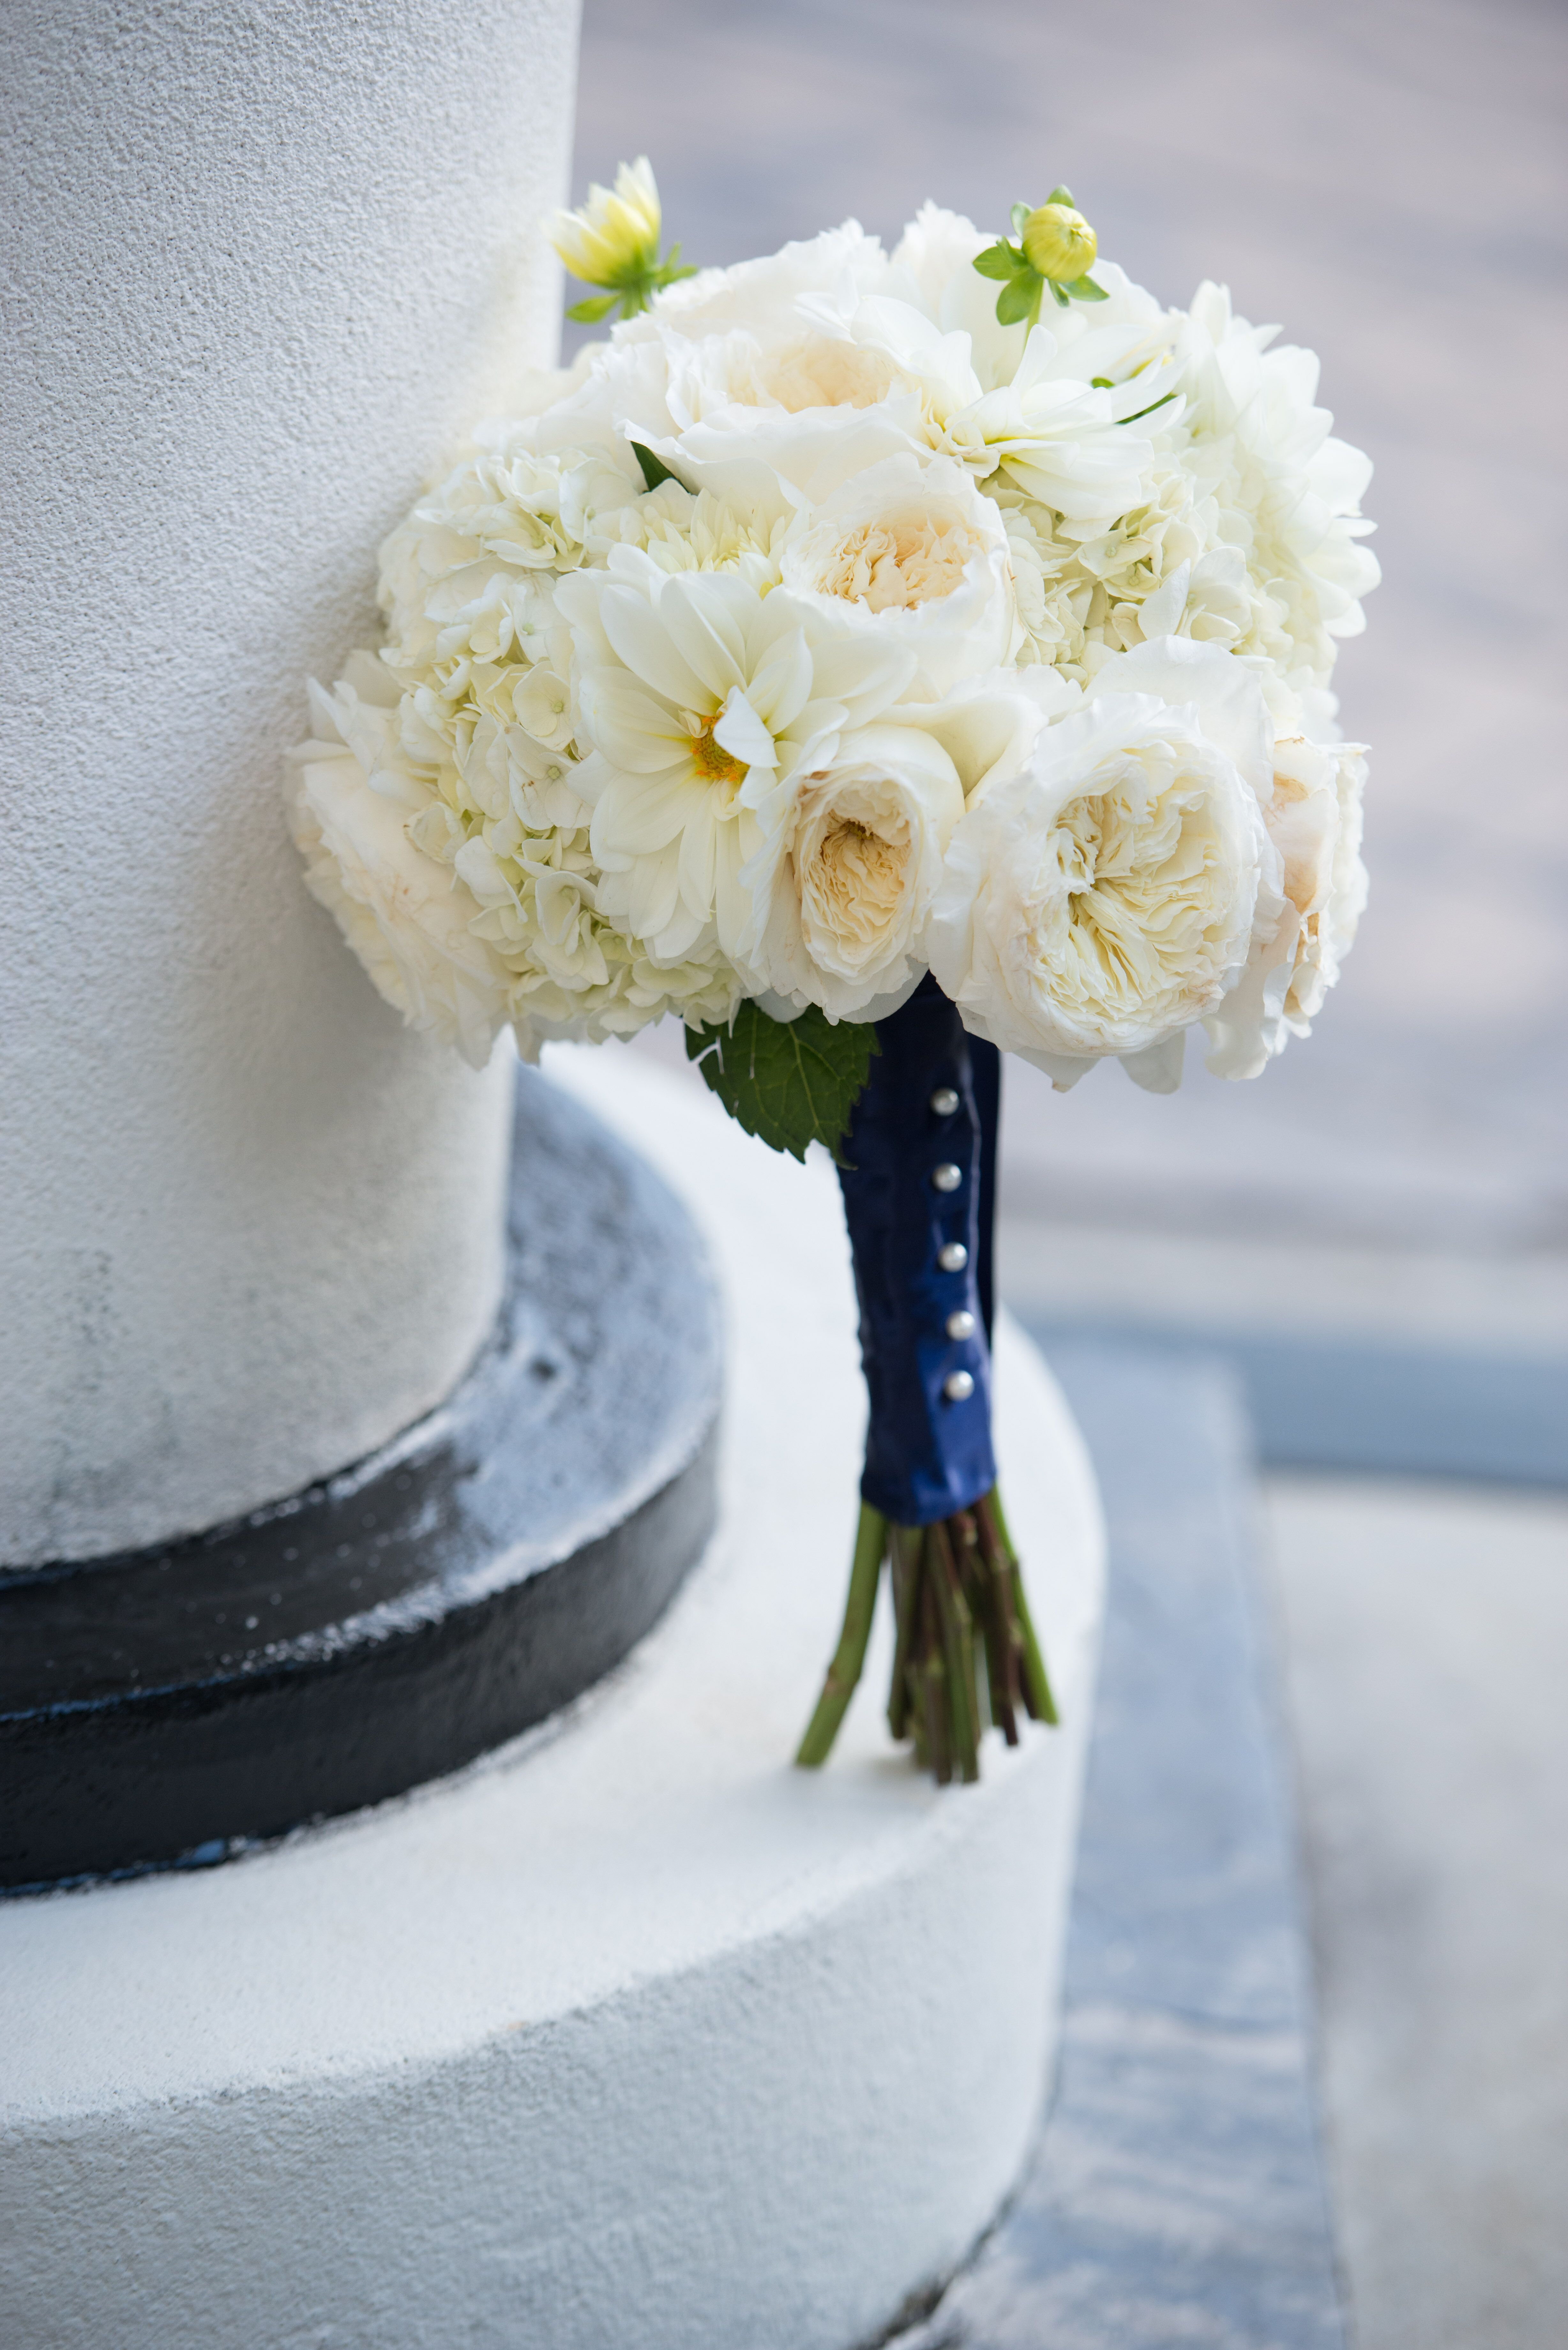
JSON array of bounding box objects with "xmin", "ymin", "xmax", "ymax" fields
[{"xmin": 0, "ymin": 1066, "xmax": 722, "ymax": 1889}]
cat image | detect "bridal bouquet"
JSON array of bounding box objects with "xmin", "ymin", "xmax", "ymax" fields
[{"xmin": 289, "ymin": 161, "xmax": 1375, "ymax": 1783}]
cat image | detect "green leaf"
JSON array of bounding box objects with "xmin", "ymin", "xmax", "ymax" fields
[
  {"xmin": 1066, "ymin": 273, "xmax": 1109, "ymax": 301},
  {"xmin": 566, "ymin": 293, "xmax": 617, "ymax": 323},
  {"xmin": 685, "ymin": 1001, "xmax": 878, "ymax": 1165},
  {"xmin": 1049, "ymin": 279, "xmax": 1071, "ymax": 307},
  {"xmin": 631, "ymin": 441, "xmax": 682, "ymax": 491},
  {"xmin": 1091, "ymin": 375, "xmax": 1115, "ymax": 389},
  {"xmin": 1010, "ymin": 202, "xmax": 1032, "ymax": 239},
  {"xmin": 972, "ymin": 240, "xmax": 1022, "ymax": 281},
  {"xmin": 995, "ymin": 272, "xmax": 1042, "ymax": 326}
]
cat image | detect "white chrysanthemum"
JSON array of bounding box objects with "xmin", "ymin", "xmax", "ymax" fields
[
  {"xmin": 776, "ymin": 455, "xmax": 1015, "ymax": 696},
  {"xmin": 928, "ymin": 646, "xmax": 1280, "ymax": 1090},
  {"xmin": 742, "ymin": 723, "xmax": 965, "ymax": 1019},
  {"xmin": 558, "ymin": 548, "xmax": 916, "ymax": 962}
]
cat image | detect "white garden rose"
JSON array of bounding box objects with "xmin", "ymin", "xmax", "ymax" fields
[
  {"xmin": 776, "ymin": 456, "xmax": 1016, "ymax": 696},
  {"xmin": 1203, "ymin": 735, "xmax": 1368, "ymax": 1076},
  {"xmin": 286, "ymin": 660, "xmax": 511, "ymax": 1069},
  {"xmin": 927, "ymin": 666, "xmax": 1279, "ymax": 1091},
  {"xmin": 1084, "ymin": 635, "xmax": 1277, "ymax": 792},
  {"xmin": 629, "ymin": 221, "xmax": 896, "ymax": 345},
  {"xmin": 742, "ymin": 723, "xmax": 965, "ymax": 1019},
  {"xmin": 523, "ymin": 224, "xmax": 911, "ymax": 498}
]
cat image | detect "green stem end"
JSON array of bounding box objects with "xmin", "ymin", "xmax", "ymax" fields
[{"xmin": 795, "ymin": 1485, "xmax": 1058, "ymax": 1782}]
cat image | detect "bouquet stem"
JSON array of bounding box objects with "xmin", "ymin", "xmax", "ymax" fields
[
  {"xmin": 795, "ymin": 977, "xmax": 1057, "ymax": 1785},
  {"xmin": 796, "ymin": 1487, "xmax": 1056, "ymax": 1782}
]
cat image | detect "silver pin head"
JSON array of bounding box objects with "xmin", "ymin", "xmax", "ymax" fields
[
  {"xmin": 942, "ymin": 1369, "xmax": 976, "ymax": 1402},
  {"xmin": 931, "ymin": 1162, "xmax": 962, "ymax": 1193},
  {"xmin": 937, "ymin": 1241, "xmax": 968, "ymax": 1273},
  {"xmin": 929, "ymin": 1086, "xmax": 960, "ymax": 1117},
  {"xmin": 945, "ymin": 1309, "xmax": 976, "ymax": 1341}
]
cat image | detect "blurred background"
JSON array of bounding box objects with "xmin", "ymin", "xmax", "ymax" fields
[{"xmin": 568, "ymin": 3, "xmax": 1567, "ymax": 2344}]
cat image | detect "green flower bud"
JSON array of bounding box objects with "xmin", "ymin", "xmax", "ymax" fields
[
  {"xmin": 551, "ymin": 157, "xmax": 662, "ymax": 291},
  {"xmin": 1020, "ymin": 202, "xmax": 1097, "ymax": 285}
]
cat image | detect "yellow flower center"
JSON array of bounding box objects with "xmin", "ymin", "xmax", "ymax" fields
[{"xmin": 689, "ymin": 718, "xmax": 749, "ymax": 797}]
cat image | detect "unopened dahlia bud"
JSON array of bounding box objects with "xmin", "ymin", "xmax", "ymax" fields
[
  {"xmin": 1020, "ymin": 201, "xmax": 1097, "ymax": 285},
  {"xmin": 550, "ymin": 156, "xmax": 661, "ymax": 290}
]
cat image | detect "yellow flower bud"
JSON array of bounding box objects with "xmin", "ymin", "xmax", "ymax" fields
[
  {"xmin": 550, "ymin": 156, "xmax": 662, "ymax": 289},
  {"xmin": 1020, "ymin": 202, "xmax": 1097, "ymax": 285}
]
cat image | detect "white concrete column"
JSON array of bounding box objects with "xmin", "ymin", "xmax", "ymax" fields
[{"xmin": 0, "ymin": 0, "xmax": 582, "ymax": 1563}]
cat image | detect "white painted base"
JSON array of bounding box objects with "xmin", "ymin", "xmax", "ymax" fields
[{"xmin": 0, "ymin": 1050, "xmax": 1105, "ymax": 2350}]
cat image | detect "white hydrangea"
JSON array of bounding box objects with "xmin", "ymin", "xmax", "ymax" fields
[{"xmin": 290, "ymin": 193, "xmax": 1373, "ymax": 1086}]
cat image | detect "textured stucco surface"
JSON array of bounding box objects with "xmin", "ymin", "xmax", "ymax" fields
[
  {"xmin": 0, "ymin": 0, "xmax": 581, "ymax": 1561},
  {"xmin": 0, "ymin": 1049, "xmax": 1106, "ymax": 2350}
]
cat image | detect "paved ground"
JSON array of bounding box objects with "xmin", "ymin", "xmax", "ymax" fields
[
  {"xmin": 887, "ymin": 1348, "xmax": 1346, "ymax": 2350},
  {"xmin": 1265, "ymin": 1474, "xmax": 1568, "ymax": 2350}
]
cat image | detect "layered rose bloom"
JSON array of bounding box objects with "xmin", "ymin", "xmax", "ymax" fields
[{"xmin": 927, "ymin": 643, "xmax": 1283, "ymax": 1089}]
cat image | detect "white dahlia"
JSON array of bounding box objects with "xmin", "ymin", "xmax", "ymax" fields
[{"xmin": 558, "ymin": 549, "xmax": 915, "ymax": 962}]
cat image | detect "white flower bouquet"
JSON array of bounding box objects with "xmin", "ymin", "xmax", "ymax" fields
[{"xmin": 290, "ymin": 161, "xmax": 1375, "ymax": 1784}]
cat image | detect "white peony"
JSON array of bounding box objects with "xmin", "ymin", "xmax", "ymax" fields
[
  {"xmin": 927, "ymin": 643, "xmax": 1280, "ymax": 1090},
  {"xmin": 742, "ymin": 722, "xmax": 965, "ymax": 1020}
]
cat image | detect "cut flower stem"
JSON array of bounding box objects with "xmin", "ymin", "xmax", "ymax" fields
[{"xmin": 795, "ymin": 1487, "xmax": 1056, "ymax": 1782}]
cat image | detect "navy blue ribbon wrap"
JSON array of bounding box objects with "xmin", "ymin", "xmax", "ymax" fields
[{"xmin": 837, "ymin": 975, "xmax": 1001, "ymax": 1529}]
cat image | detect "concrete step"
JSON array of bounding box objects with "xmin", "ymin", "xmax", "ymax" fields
[{"xmin": 895, "ymin": 1342, "xmax": 1346, "ymax": 2350}]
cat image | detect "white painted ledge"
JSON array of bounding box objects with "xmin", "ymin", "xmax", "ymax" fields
[{"xmin": 0, "ymin": 1049, "xmax": 1105, "ymax": 2350}]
